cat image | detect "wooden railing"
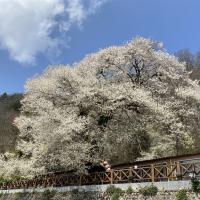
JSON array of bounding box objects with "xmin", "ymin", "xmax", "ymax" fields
[{"xmin": 1, "ymin": 161, "xmax": 200, "ymax": 190}]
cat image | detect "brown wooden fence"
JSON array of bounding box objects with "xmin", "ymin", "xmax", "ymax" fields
[{"xmin": 0, "ymin": 160, "xmax": 200, "ymax": 190}]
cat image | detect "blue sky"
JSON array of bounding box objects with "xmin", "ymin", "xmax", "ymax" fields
[{"xmin": 0, "ymin": 0, "xmax": 200, "ymax": 94}]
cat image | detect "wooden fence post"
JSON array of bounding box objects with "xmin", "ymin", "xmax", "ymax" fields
[
  {"xmin": 170, "ymin": 159, "xmax": 174, "ymax": 181},
  {"xmin": 151, "ymin": 164, "xmax": 155, "ymax": 182},
  {"xmin": 129, "ymin": 167, "xmax": 132, "ymax": 177},
  {"xmin": 176, "ymin": 161, "xmax": 181, "ymax": 180},
  {"xmin": 167, "ymin": 161, "xmax": 170, "ymax": 181},
  {"xmin": 110, "ymin": 169, "xmax": 113, "ymax": 184}
]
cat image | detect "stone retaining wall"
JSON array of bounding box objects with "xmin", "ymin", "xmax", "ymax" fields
[{"xmin": 0, "ymin": 191, "xmax": 199, "ymax": 200}]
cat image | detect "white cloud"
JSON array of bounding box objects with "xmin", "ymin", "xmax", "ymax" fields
[{"xmin": 0, "ymin": 0, "xmax": 107, "ymax": 64}]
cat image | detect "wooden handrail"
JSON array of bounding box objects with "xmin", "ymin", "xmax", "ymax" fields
[{"xmin": 0, "ymin": 161, "xmax": 200, "ymax": 190}]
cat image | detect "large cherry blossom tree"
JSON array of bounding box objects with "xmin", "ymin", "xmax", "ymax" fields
[{"xmin": 1, "ymin": 37, "xmax": 200, "ymax": 179}]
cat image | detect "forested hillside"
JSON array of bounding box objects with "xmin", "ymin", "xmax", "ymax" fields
[
  {"xmin": 0, "ymin": 93, "xmax": 22, "ymax": 153},
  {"xmin": 175, "ymin": 49, "xmax": 200, "ymax": 80}
]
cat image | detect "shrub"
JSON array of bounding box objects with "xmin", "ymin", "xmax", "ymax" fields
[
  {"xmin": 106, "ymin": 185, "xmax": 124, "ymax": 195},
  {"xmin": 14, "ymin": 192, "xmax": 29, "ymax": 199},
  {"xmin": 176, "ymin": 189, "xmax": 188, "ymax": 200},
  {"xmin": 0, "ymin": 177, "xmax": 6, "ymax": 186},
  {"xmin": 42, "ymin": 189, "xmax": 57, "ymax": 200},
  {"xmin": 138, "ymin": 185, "xmax": 158, "ymax": 197},
  {"xmin": 0, "ymin": 177, "xmax": 11, "ymax": 188},
  {"xmin": 111, "ymin": 192, "xmax": 121, "ymax": 200},
  {"xmin": 31, "ymin": 189, "xmax": 39, "ymax": 195},
  {"xmin": 191, "ymin": 178, "xmax": 200, "ymax": 193},
  {"xmin": 106, "ymin": 185, "xmax": 124, "ymax": 200},
  {"xmin": 15, "ymin": 192, "xmax": 23, "ymax": 199},
  {"xmin": 126, "ymin": 186, "xmax": 134, "ymax": 194},
  {"xmin": 106, "ymin": 185, "xmax": 116, "ymax": 194},
  {"xmin": 71, "ymin": 189, "xmax": 79, "ymax": 195}
]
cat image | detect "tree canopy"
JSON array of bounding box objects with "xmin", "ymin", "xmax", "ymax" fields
[{"xmin": 1, "ymin": 37, "xmax": 200, "ymax": 179}]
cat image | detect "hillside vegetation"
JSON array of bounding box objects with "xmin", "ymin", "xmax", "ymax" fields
[{"xmin": 0, "ymin": 93, "xmax": 22, "ymax": 153}]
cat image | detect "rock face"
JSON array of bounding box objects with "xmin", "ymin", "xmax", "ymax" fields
[{"xmin": 0, "ymin": 191, "xmax": 199, "ymax": 200}]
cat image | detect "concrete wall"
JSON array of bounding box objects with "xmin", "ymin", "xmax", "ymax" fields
[{"xmin": 0, "ymin": 180, "xmax": 191, "ymax": 194}]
